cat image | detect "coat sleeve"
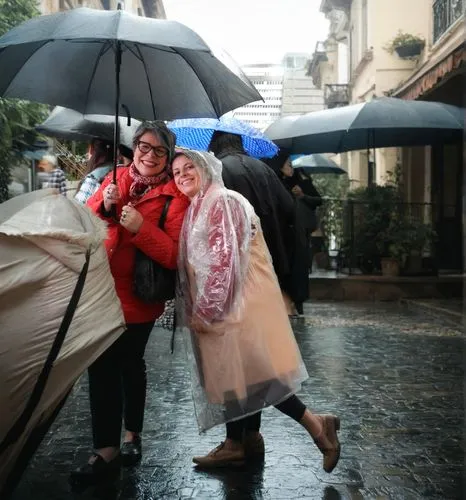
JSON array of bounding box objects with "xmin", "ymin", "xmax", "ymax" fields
[
  {"xmin": 271, "ymin": 174, "xmax": 295, "ymax": 224},
  {"xmin": 86, "ymin": 173, "xmax": 120, "ymax": 221},
  {"xmin": 130, "ymin": 197, "xmax": 187, "ymax": 270},
  {"xmin": 299, "ymin": 173, "xmax": 322, "ymax": 208},
  {"xmin": 75, "ymin": 175, "xmax": 100, "ymax": 205},
  {"xmin": 193, "ymin": 197, "xmax": 248, "ymax": 324}
]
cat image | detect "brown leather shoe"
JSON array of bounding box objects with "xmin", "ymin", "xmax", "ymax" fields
[
  {"xmin": 314, "ymin": 415, "xmax": 341, "ymax": 473},
  {"xmin": 243, "ymin": 432, "xmax": 265, "ymax": 460},
  {"xmin": 193, "ymin": 442, "xmax": 245, "ymax": 468}
]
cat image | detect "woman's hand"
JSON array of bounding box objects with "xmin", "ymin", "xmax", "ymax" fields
[
  {"xmin": 103, "ymin": 183, "xmax": 121, "ymax": 211},
  {"xmin": 291, "ymin": 185, "xmax": 304, "ymax": 198},
  {"xmin": 120, "ymin": 203, "xmax": 143, "ymax": 233}
]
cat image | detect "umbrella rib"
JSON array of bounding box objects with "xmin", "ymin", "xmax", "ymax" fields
[
  {"xmin": 3, "ymin": 39, "xmax": 49, "ymax": 94},
  {"xmin": 171, "ymin": 47, "xmax": 218, "ymax": 117},
  {"xmin": 83, "ymin": 41, "xmax": 112, "ymax": 114},
  {"xmin": 133, "ymin": 43, "xmax": 156, "ymax": 120}
]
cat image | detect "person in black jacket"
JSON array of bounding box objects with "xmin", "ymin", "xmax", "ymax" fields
[
  {"xmin": 264, "ymin": 150, "xmax": 322, "ymax": 315},
  {"xmin": 208, "ymin": 131, "xmax": 294, "ymax": 291}
]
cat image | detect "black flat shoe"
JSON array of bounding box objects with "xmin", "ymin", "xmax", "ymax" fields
[
  {"xmin": 121, "ymin": 436, "xmax": 142, "ymax": 466},
  {"xmin": 69, "ymin": 453, "xmax": 121, "ymax": 486}
]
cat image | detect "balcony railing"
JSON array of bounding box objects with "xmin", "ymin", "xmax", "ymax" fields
[
  {"xmin": 433, "ymin": 0, "xmax": 465, "ymax": 43},
  {"xmin": 324, "ymin": 84, "xmax": 349, "ymax": 108}
]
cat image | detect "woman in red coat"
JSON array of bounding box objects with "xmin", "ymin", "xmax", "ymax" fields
[{"xmin": 71, "ymin": 121, "xmax": 189, "ymax": 484}]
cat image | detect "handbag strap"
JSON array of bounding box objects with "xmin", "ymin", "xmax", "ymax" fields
[
  {"xmin": 158, "ymin": 196, "xmax": 173, "ymax": 230},
  {"xmin": 158, "ymin": 196, "xmax": 176, "ymax": 353}
]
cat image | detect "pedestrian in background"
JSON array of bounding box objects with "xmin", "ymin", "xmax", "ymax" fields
[
  {"xmin": 74, "ymin": 138, "xmax": 115, "ymax": 204},
  {"xmin": 172, "ymin": 148, "xmax": 340, "ymax": 473},
  {"xmin": 264, "ymin": 150, "xmax": 322, "ymax": 316},
  {"xmin": 37, "ymin": 154, "xmax": 67, "ymax": 196},
  {"xmin": 208, "ymin": 131, "xmax": 294, "ymax": 297},
  {"xmin": 71, "ymin": 121, "xmax": 189, "ymax": 484}
]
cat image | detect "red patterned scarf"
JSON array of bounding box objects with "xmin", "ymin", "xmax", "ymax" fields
[{"xmin": 129, "ymin": 162, "xmax": 170, "ymax": 199}]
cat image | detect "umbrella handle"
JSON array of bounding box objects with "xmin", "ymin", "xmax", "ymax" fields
[{"xmin": 121, "ymin": 104, "xmax": 131, "ymax": 126}]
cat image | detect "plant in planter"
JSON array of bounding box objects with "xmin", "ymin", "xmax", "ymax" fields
[
  {"xmin": 378, "ymin": 214, "xmax": 436, "ymax": 276},
  {"xmin": 384, "ymin": 31, "xmax": 425, "ymax": 58},
  {"xmin": 343, "ymin": 183, "xmax": 401, "ymax": 274}
]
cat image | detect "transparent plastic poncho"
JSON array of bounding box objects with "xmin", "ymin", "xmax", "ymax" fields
[{"xmin": 176, "ymin": 150, "xmax": 309, "ymax": 433}]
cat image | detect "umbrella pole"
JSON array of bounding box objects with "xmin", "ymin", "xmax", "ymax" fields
[{"xmin": 112, "ymin": 41, "xmax": 122, "ymax": 184}]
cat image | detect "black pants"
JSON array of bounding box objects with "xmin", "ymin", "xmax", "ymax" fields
[
  {"xmin": 226, "ymin": 395, "xmax": 306, "ymax": 442},
  {"xmin": 88, "ymin": 321, "xmax": 154, "ymax": 449}
]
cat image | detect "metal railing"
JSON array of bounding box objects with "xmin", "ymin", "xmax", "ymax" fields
[
  {"xmin": 433, "ymin": 0, "xmax": 465, "ymax": 43},
  {"xmin": 316, "ymin": 199, "xmax": 459, "ymax": 275}
]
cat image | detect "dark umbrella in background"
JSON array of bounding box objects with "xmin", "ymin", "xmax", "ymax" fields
[
  {"xmin": 168, "ymin": 116, "xmax": 278, "ymax": 158},
  {"xmin": 36, "ymin": 107, "xmax": 141, "ymax": 151},
  {"xmin": 0, "ymin": 7, "xmax": 262, "ymax": 182},
  {"xmin": 264, "ymin": 97, "xmax": 464, "ymax": 163},
  {"xmin": 292, "ymin": 154, "xmax": 347, "ymax": 175}
]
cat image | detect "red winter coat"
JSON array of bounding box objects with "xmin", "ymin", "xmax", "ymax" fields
[{"xmin": 87, "ymin": 167, "xmax": 189, "ymax": 324}]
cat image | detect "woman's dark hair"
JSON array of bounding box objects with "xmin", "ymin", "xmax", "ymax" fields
[
  {"xmin": 262, "ymin": 149, "xmax": 291, "ymax": 177},
  {"xmin": 119, "ymin": 144, "xmax": 133, "ymax": 162},
  {"xmin": 208, "ymin": 131, "xmax": 245, "ymax": 158},
  {"xmin": 86, "ymin": 138, "xmax": 114, "ymax": 175},
  {"xmin": 132, "ymin": 120, "xmax": 177, "ymax": 164}
]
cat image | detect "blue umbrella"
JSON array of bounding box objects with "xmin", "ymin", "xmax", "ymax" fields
[
  {"xmin": 292, "ymin": 154, "xmax": 347, "ymax": 175},
  {"xmin": 168, "ymin": 117, "xmax": 278, "ymax": 158}
]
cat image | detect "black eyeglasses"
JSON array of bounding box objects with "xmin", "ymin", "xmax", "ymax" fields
[{"xmin": 137, "ymin": 141, "xmax": 168, "ymax": 158}]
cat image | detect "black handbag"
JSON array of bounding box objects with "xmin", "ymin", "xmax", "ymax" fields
[{"xmin": 133, "ymin": 196, "xmax": 176, "ymax": 303}]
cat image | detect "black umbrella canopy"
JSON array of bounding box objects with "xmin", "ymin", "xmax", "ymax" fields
[
  {"xmin": 36, "ymin": 107, "xmax": 141, "ymax": 149},
  {"xmin": 265, "ymin": 97, "xmax": 464, "ymax": 155},
  {"xmin": 292, "ymin": 154, "xmax": 347, "ymax": 175},
  {"xmin": 0, "ymin": 7, "xmax": 261, "ymax": 120}
]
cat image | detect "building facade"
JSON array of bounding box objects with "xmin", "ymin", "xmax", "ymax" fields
[
  {"xmin": 40, "ymin": 0, "xmax": 166, "ymax": 18},
  {"xmin": 280, "ymin": 53, "xmax": 324, "ymax": 116},
  {"xmin": 232, "ymin": 64, "xmax": 284, "ymax": 131},
  {"xmin": 233, "ymin": 54, "xmax": 324, "ymax": 131},
  {"xmin": 391, "ymin": 0, "xmax": 465, "ymax": 271},
  {"xmin": 313, "ymin": 0, "xmax": 465, "ymax": 271}
]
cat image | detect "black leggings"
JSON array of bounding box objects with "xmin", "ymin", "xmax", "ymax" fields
[
  {"xmin": 226, "ymin": 394, "xmax": 306, "ymax": 442},
  {"xmin": 88, "ymin": 322, "xmax": 154, "ymax": 449}
]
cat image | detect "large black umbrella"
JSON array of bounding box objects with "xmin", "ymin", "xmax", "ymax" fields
[
  {"xmin": 265, "ymin": 97, "xmax": 464, "ymax": 155},
  {"xmin": 36, "ymin": 106, "xmax": 141, "ymax": 150},
  {"xmin": 0, "ymin": 7, "xmax": 262, "ymax": 181}
]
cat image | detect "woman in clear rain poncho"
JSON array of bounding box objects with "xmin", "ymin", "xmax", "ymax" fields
[{"xmin": 172, "ymin": 148, "xmax": 341, "ymax": 472}]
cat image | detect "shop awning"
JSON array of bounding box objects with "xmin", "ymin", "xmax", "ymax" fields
[{"xmin": 393, "ymin": 44, "xmax": 465, "ymax": 100}]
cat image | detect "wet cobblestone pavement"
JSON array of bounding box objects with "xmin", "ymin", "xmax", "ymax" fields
[{"xmin": 11, "ymin": 302, "xmax": 465, "ymax": 499}]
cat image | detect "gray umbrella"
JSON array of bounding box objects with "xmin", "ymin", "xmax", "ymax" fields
[
  {"xmin": 292, "ymin": 154, "xmax": 347, "ymax": 175},
  {"xmin": 265, "ymin": 97, "xmax": 464, "ymax": 154},
  {"xmin": 0, "ymin": 7, "xmax": 262, "ymax": 180},
  {"xmin": 36, "ymin": 107, "xmax": 141, "ymax": 150}
]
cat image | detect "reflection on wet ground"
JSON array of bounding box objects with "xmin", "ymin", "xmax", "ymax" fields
[{"xmin": 11, "ymin": 302, "xmax": 464, "ymax": 499}]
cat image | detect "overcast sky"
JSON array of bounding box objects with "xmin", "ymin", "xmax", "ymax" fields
[{"xmin": 163, "ymin": 0, "xmax": 329, "ymax": 65}]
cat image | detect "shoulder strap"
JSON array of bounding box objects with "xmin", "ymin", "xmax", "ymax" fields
[{"xmin": 158, "ymin": 196, "xmax": 173, "ymax": 230}]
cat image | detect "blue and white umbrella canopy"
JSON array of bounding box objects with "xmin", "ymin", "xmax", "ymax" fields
[{"xmin": 168, "ymin": 116, "xmax": 279, "ymax": 159}]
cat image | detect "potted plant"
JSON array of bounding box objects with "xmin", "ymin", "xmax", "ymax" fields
[
  {"xmin": 379, "ymin": 214, "xmax": 436, "ymax": 276},
  {"xmin": 345, "ymin": 183, "xmax": 401, "ymax": 274},
  {"xmin": 385, "ymin": 31, "xmax": 425, "ymax": 58}
]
